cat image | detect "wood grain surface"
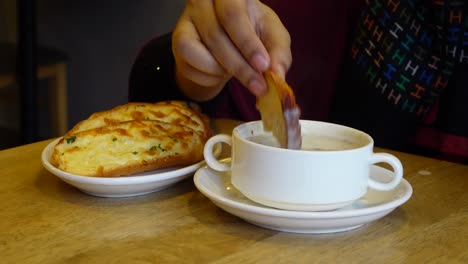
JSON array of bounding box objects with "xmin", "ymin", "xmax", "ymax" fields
[{"xmin": 0, "ymin": 119, "xmax": 467, "ymax": 263}]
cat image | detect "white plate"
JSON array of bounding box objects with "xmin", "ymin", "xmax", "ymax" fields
[
  {"xmin": 42, "ymin": 138, "xmax": 217, "ymax": 198},
  {"xmin": 194, "ymin": 161, "xmax": 413, "ymax": 234}
]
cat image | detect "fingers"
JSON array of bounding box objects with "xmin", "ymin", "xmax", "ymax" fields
[
  {"xmin": 215, "ymin": 0, "xmax": 291, "ymax": 81},
  {"xmin": 190, "ymin": 0, "xmax": 267, "ymax": 96},
  {"xmin": 173, "ymin": 10, "xmax": 231, "ymax": 100},
  {"xmin": 215, "ymin": 0, "xmax": 270, "ymax": 72},
  {"xmin": 174, "ymin": 59, "xmax": 230, "ymax": 101},
  {"xmin": 172, "ymin": 16, "xmax": 226, "ymax": 77},
  {"xmin": 175, "ymin": 58, "xmax": 227, "ymax": 89}
]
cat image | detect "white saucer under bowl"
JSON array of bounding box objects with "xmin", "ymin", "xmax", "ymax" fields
[
  {"xmin": 194, "ymin": 162, "xmax": 413, "ymax": 234},
  {"xmin": 42, "ymin": 138, "xmax": 217, "ymax": 198}
]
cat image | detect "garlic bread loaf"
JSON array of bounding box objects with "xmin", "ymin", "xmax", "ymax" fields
[{"xmin": 51, "ymin": 101, "xmax": 213, "ymax": 177}]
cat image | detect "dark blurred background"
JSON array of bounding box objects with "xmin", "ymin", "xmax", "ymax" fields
[{"xmin": 0, "ymin": 0, "xmax": 185, "ymax": 149}]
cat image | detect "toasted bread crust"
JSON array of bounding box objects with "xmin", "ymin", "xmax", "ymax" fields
[{"xmin": 67, "ymin": 101, "xmax": 212, "ymax": 139}]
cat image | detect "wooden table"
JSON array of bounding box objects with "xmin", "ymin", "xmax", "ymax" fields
[{"xmin": 1, "ymin": 119, "xmax": 467, "ymax": 263}]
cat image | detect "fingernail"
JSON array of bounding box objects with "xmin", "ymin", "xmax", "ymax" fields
[
  {"xmin": 252, "ymin": 54, "xmax": 269, "ymax": 72},
  {"xmin": 249, "ymin": 79, "xmax": 266, "ymax": 96}
]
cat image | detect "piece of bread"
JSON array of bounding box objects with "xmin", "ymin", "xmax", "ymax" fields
[
  {"xmin": 51, "ymin": 101, "xmax": 213, "ymax": 177},
  {"xmin": 51, "ymin": 120, "xmax": 205, "ymax": 177},
  {"xmin": 256, "ymin": 71, "xmax": 301, "ymax": 149}
]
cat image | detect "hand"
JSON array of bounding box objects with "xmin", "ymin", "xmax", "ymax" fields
[{"xmin": 172, "ymin": 0, "xmax": 291, "ymax": 101}]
